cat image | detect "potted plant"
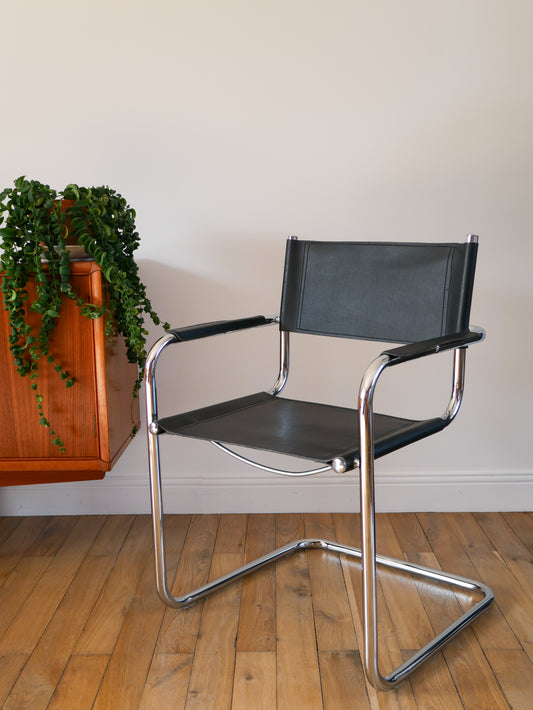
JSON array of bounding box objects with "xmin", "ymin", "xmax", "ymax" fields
[{"xmin": 0, "ymin": 176, "xmax": 168, "ymax": 453}]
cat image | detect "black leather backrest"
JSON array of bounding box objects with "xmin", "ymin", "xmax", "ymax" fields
[{"xmin": 279, "ymin": 239, "xmax": 478, "ymax": 343}]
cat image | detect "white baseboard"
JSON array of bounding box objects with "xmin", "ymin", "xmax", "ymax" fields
[{"xmin": 0, "ymin": 470, "xmax": 531, "ymax": 516}]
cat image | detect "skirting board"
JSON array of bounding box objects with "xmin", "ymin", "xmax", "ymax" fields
[{"xmin": 0, "ymin": 470, "xmax": 531, "ymax": 516}]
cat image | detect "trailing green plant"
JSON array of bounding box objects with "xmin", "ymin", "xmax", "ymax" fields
[{"xmin": 0, "ymin": 176, "xmax": 168, "ymax": 453}]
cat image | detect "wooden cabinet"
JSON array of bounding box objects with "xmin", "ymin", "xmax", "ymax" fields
[{"xmin": 0, "ymin": 261, "xmax": 140, "ymax": 485}]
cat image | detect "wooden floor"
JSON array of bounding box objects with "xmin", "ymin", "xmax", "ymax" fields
[{"xmin": 0, "ymin": 512, "xmax": 531, "ymax": 709}]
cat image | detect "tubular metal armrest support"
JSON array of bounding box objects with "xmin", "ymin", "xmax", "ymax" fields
[{"xmin": 145, "ymin": 327, "xmax": 492, "ymax": 691}]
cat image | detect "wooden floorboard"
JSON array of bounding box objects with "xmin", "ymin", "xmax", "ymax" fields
[{"xmin": 0, "ymin": 512, "xmax": 531, "ymax": 709}]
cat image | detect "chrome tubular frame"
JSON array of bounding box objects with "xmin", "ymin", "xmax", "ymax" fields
[
  {"xmin": 211, "ymin": 441, "xmax": 331, "ymax": 476},
  {"xmin": 442, "ymin": 346, "xmax": 466, "ymax": 422},
  {"xmin": 357, "ymin": 347, "xmax": 492, "ymax": 689},
  {"xmin": 145, "ymin": 332, "xmax": 180, "ymax": 606},
  {"xmin": 145, "ymin": 331, "xmax": 493, "ymax": 689},
  {"xmin": 269, "ymin": 328, "xmax": 289, "ymax": 396}
]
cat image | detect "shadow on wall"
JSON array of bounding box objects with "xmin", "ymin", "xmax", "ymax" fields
[
  {"xmin": 137, "ymin": 235, "xmax": 284, "ymax": 327},
  {"xmin": 135, "ymin": 256, "xmax": 281, "ymax": 413},
  {"xmin": 137, "ymin": 258, "xmax": 244, "ymax": 330}
]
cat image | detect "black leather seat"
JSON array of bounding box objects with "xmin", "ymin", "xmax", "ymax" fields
[{"xmin": 157, "ymin": 390, "xmax": 448, "ymax": 469}]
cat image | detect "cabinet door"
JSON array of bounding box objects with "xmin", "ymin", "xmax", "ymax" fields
[{"xmin": 0, "ymin": 267, "xmax": 100, "ymax": 459}]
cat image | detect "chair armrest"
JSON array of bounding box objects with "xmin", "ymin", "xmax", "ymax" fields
[
  {"xmin": 382, "ymin": 329, "xmax": 484, "ymax": 365},
  {"xmin": 169, "ymin": 315, "xmax": 275, "ymax": 342}
]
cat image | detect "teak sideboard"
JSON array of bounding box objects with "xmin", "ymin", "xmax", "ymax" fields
[{"xmin": 0, "ymin": 261, "xmax": 140, "ymax": 485}]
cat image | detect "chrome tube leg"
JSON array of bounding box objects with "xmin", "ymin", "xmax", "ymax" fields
[
  {"xmin": 145, "ymin": 334, "xmax": 180, "ymax": 606},
  {"xmin": 360, "ymin": 441, "xmax": 384, "ymax": 688},
  {"xmin": 147, "ymin": 427, "xmax": 174, "ymax": 605},
  {"xmin": 356, "ymin": 352, "xmax": 494, "ymax": 690},
  {"xmin": 359, "ymin": 355, "xmax": 392, "ymax": 690}
]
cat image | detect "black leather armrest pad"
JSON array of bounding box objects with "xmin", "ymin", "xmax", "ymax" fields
[
  {"xmin": 383, "ymin": 330, "xmax": 484, "ymax": 363},
  {"xmin": 169, "ymin": 315, "xmax": 273, "ymax": 342}
]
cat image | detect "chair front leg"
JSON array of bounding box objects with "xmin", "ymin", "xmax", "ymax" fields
[
  {"xmin": 357, "ymin": 353, "xmax": 494, "ymax": 690},
  {"xmin": 358, "ymin": 354, "xmax": 395, "ymax": 689}
]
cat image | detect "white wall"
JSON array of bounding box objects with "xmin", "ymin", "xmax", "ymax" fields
[{"xmin": 1, "ymin": 1, "xmax": 532, "ymax": 514}]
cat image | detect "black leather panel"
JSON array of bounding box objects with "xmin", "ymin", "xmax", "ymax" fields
[
  {"xmin": 280, "ymin": 240, "xmax": 477, "ymax": 343},
  {"xmin": 170, "ymin": 316, "xmax": 271, "ymax": 342},
  {"xmin": 157, "ymin": 392, "xmax": 446, "ymax": 467},
  {"xmin": 383, "ymin": 329, "xmax": 484, "ymax": 364}
]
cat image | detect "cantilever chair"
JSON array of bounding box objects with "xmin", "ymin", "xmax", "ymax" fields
[{"xmin": 145, "ymin": 236, "xmax": 493, "ymax": 691}]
